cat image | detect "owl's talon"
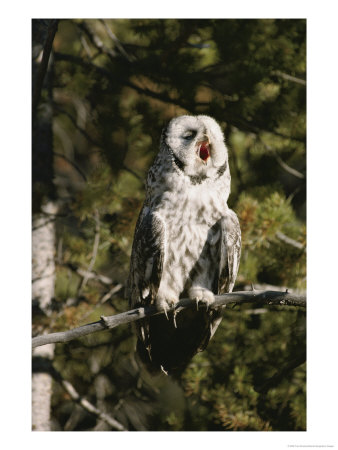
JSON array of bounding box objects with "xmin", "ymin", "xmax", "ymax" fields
[
  {"xmin": 163, "ymin": 306, "xmax": 169, "ymax": 320},
  {"xmin": 173, "ymin": 309, "xmax": 178, "ymax": 328},
  {"xmin": 189, "ymin": 287, "xmax": 215, "ymax": 311}
]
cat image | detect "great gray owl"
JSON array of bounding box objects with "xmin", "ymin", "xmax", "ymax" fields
[{"xmin": 127, "ymin": 115, "xmax": 241, "ymax": 377}]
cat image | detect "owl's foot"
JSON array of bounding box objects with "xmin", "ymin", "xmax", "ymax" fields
[
  {"xmin": 189, "ymin": 286, "xmax": 215, "ymax": 311},
  {"xmin": 157, "ymin": 297, "xmax": 178, "ymax": 325}
]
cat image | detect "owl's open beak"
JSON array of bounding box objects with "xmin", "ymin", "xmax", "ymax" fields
[{"xmin": 198, "ymin": 139, "xmax": 210, "ymax": 164}]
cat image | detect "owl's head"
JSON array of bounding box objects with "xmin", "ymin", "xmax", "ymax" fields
[{"xmin": 161, "ymin": 115, "xmax": 228, "ymax": 178}]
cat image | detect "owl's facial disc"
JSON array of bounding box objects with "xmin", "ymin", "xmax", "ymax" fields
[{"xmin": 198, "ymin": 140, "xmax": 210, "ymax": 164}]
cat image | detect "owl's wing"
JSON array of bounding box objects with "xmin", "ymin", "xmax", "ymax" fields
[
  {"xmin": 218, "ymin": 208, "xmax": 242, "ymax": 294},
  {"xmin": 202, "ymin": 209, "xmax": 241, "ymax": 345},
  {"xmin": 128, "ymin": 207, "xmax": 165, "ymax": 309}
]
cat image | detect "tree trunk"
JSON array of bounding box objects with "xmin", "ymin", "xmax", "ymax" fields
[
  {"xmin": 32, "ymin": 19, "xmax": 58, "ymax": 431},
  {"xmin": 32, "ymin": 202, "xmax": 57, "ymax": 430}
]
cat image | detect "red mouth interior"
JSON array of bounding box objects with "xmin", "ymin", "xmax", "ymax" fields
[{"xmin": 199, "ymin": 142, "xmax": 210, "ymax": 161}]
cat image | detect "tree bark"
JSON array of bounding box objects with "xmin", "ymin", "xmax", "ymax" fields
[
  {"xmin": 32, "ymin": 19, "xmax": 58, "ymax": 431},
  {"xmin": 32, "ymin": 204, "xmax": 58, "ymax": 430}
]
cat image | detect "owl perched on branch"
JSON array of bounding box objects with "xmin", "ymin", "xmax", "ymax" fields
[{"xmin": 127, "ymin": 115, "xmax": 241, "ymax": 377}]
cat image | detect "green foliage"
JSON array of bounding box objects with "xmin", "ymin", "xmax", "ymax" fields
[
  {"xmin": 236, "ymin": 191, "xmax": 306, "ymax": 287},
  {"xmin": 33, "ymin": 18, "xmax": 306, "ymax": 431},
  {"xmin": 178, "ymin": 307, "xmax": 306, "ymax": 431}
]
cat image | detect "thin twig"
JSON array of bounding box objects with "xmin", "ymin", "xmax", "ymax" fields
[
  {"xmin": 61, "ymin": 262, "xmax": 114, "ymax": 286},
  {"xmin": 261, "ymin": 141, "xmax": 305, "ymax": 180},
  {"xmin": 79, "ymin": 283, "xmax": 123, "ymax": 322},
  {"xmin": 97, "ymin": 283, "xmax": 123, "ymax": 305},
  {"xmin": 275, "ymin": 231, "xmax": 305, "ymax": 251},
  {"xmin": 274, "ymin": 152, "xmax": 305, "ymax": 179},
  {"xmin": 272, "ymin": 70, "xmax": 306, "ymax": 86},
  {"xmin": 32, "ymin": 290, "xmax": 306, "ymax": 349}
]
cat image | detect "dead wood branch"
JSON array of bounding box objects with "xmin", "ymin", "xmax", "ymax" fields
[{"xmin": 32, "ymin": 290, "xmax": 306, "ymax": 349}]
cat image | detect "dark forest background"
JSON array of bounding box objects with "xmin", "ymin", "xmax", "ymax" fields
[{"xmin": 32, "ymin": 18, "xmax": 306, "ymax": 431}]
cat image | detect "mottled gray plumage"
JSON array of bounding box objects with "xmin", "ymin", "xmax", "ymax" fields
[{"xmin": 127, "ymin": 115, "xmax": 241, "ymax": 376}]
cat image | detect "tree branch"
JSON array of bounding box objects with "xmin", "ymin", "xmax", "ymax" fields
[
  {"xmin": 32, "ymin": 290, "xmax": 306, "ymax": 349},
  {"xmin": 53, "ymin": 368, "xmax": 127, "ymax": 431}
]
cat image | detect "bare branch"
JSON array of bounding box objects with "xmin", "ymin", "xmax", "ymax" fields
[
  {"xmin": 261, "ymin": 141, "xmax": 305, "ymax": 180},
  {"xmin": 272, "ymin": 70, "xmax": 306, "ymax": 86},
  {"xmin": 45, "ymin": 363, "xmax": 127, "ymax": 431},
  {"xmin": 79, "ymin": 283, "xmax": 124, "ymax": 322},
  {"xmin": 275, "ymin": 231, "xmax": 305, "ymax": 251},
  {"xmin": 32, "ymin": 290, "xmax": 306, "ymax": 349},
  {"xmin": 274, "ymin": 152, "xmax": 305, "ymax": 179},
  {"xmin": 96, "ymin": 283, "xmax": 123, "ymax": 305}
]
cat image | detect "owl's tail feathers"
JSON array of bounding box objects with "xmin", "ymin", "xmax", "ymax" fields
[
  {"xmin": 135, "ymin": 338, "xmax": 188, "ymax": 379},
  {"xmin": 135, "ymin": 310, "xmax": 214, "ymax": 379}
]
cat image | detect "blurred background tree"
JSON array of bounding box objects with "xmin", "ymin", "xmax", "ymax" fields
[{"xmin": 32, "ymin": 18, "xmax": 306, "ymax": 431}]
